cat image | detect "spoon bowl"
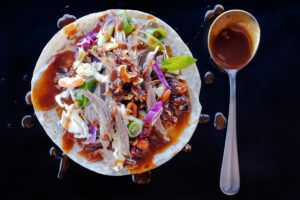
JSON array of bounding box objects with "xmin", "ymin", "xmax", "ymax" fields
[{"xmin": 208, "ymin": 9, "xmax": 260, "ymax": 70}]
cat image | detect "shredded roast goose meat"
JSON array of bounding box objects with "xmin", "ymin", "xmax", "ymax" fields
[
  {"xmin": 81, "ymin": 91, "xmax": 113, "ymax": 149},
  {"xmin": 114, "ymin": 107, "xmax": 131, "ymax": 157},
  {"xmin": 143, "ymin": 64, "xmax": 169, "ymax": 140}
]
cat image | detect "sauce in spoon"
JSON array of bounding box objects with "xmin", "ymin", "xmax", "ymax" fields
[{"xmin": 210, "ymin": 25, "xmax": 252, "ymax": 69}]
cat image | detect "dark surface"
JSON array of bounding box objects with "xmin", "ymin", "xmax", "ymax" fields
[{"xmin": 1, "ymin": 0, "xmax": 300, "ymax": 199}]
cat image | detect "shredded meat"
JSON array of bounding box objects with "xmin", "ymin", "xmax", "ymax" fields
[
  {"xmin": 81, "ymin": 91, "xmax": 113, "ymax": 149},
  {"xmin": 143, "ymin": 64, "xmax": 168, "ymax": 140},
  {"xmin": 114, "ymin": 106, "xmax": 131, "ymax": 157}
]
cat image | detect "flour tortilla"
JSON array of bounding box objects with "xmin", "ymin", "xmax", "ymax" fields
[{"xmin": 31, "ymin": 9, "xmax": 202, "ymax": 176}]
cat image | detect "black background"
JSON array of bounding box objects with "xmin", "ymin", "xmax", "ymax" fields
[{"xmin": 1, "ymin": 0, "xmax": 300, "ymax": 199}]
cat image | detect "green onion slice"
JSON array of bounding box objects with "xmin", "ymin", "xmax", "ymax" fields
[
  {"xmin": 75, "ymin": 77, "xmax": 98, "ymax": 108},
  {"xmin": 160, "ymin": 56, "xmax": 197, "ymax": 70},
  {"xmin": 138, "ymin": 31, "xmax": 164, "ymax": 50},
  {"xmin": 144, "ymin": 28, "xmax": 166, "ymax": 41},
  {"xmin": 127, "ymin": 121, "xmax": 143, "ymax": 138},
  {"xmin": 122, "ymin": 11, "xmax": 135, "ymax": 34}
]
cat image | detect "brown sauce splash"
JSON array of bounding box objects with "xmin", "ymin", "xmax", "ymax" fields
[
  {"xmin": 204, "ymin": 71, "xmax": 214, "ymax": 84},
  {"xmin": 184, "ymin": 144, "xmax": 192, "ymax": 152},
  {"xmin": 21, "ymin": 115, "xmax": 35, "ymax": 128},
  {"xmin": 31, "ymin": 50, "xmax": 75, "ymax": 111},
  {"xmin": 204, "ymin": 4, "xmax": 225, "ymax": 23},
  {"xmin": 25, "ymin": 91, "xmax": 32, "ymax": 105},
  {"xmin": 199, "ymin": 114, "xmax": 210, "ymax": 123},
  {"xmin": 57, "ymin": 14, "xmax": 77, "ymax": 29},
  {"xmin": 132, "ymin": 171, "xmax": 151, "ymax": 184},
  {"xmin": 62, "ymin": 131, "xmax": 75, "ymax": 153},
  {"xmin": 77, "ymin": 143, "xmax": 103, "ymax": 162},
  {"xmin": 214, "ymin": 112, "xmax": 227, "ymax": 130},
  {"xmin": 50, "ymin": 146, "xmax": 70, "ymax": 179}
]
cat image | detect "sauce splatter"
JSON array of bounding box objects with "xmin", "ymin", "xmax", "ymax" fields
[
  {"xmin": 50, "ymin": 146, "xmax": 59, "ymax": 157},
  {"xmin": 203, "ymin": 4, "xmax": 225, "ymax": 23},
  {"xmin": 193, "ymin": 4, "xmax": 225, "ymax": 40},
  {"xmin": 132, "ymin": 171, "xmax": 151, "ymax": 184},
  {"xmin": 58, "ymin": 154, "xmax": 70, "ymax": 179},
  {"xmin": 204, "ymin": 71, "xmax": 214, "ymax": 84},
  {"xmin": 31, "ymin": 50, "xmax": 75, "ymax": 111},
  {"xmin": 50, "ymin": 146, "xmax": 70, "ymax": 180},
  {"xmin": 214, "ymin": 112, "xmax": 227, "ymax": 130},
  {"xmin": 21, "ymin": 115, "xmax": 35, "ymax": 128},
  {"xmin": 25, "ymin": 91, "xmax": 32, "ymax": 105},
  {"xmin": 77, "ymin": 143, "xmax": 103, "ymax": 162},
  {"xmin": 62, "ymin": 131, "xmax": 75, "ymax": 153},
  {"xmin": 64, "ymin": 23, "xmax": 78, "ymax": 37},
  {"xmin": 57, "ymin": 14, "xmax": 76, "ymax": 29},
  {"xmin": 199, "ymin": 114, "xmax": 210, "ymax": 123},
  {"xmin": 184, "ymin": 144, "xmax": 192, "ymax": 152}
]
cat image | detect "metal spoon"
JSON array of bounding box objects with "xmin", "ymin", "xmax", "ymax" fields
[{"xmin": 208, "ymin": 10, "xmax": 260, "ymax": 195}]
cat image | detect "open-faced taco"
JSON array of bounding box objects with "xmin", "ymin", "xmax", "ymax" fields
[{"xmin": 31, "ymin": 9, "xmax": 201, "ymax": 175}]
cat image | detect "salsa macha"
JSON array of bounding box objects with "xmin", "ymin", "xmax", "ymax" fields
[{"xmin": 32, "ymin": 11, "xmax": 196, "ymax": 174}]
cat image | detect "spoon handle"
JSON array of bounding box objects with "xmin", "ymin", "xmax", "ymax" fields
[{"xmin": 220, "ymin": 69, "xmax": 240, "ymax": 195}]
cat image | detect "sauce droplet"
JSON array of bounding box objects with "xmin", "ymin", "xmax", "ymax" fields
[
  {"xmin": 49, "ymin": 147, "xmax": 69, "ymax": 179},
  {"xmin": 184, "ymin": 144, "xmax": 192, "ymax": 152},
  {"xmin": 25, "ymin": 91, "xmax": 32, "ymax": 105},
  {"xmin": 58, "ymin": 154, "xmax": 70, "ymax": 180},
  {"xmin": 214, "ymin": 112, "xmax": 227, "ymax": 130},
  {"xmin": 204, "ymin": 10, "xmax": 215, "ymax": 23},
  {"xmin": 132, "ymin": 171, "xmax": 151, "ymax": 184},
  {"xmin": 49, "ymin": 146, "xmax": 58, "ymax": 157},
  {"xmin": 57, "ymin": 14, "xmax": 77, "ymax": 29},
  {"xmin": 199, "ymin": 114, "xmax": 210, "ymax": 123},
  {"xmin": 204, "ymin": 4, "xmax": 225, "ymax": 23},
  {"xmin": 21, "ymin": 115, "xmax": 35, "ymax": 128},
  {"xmin": 214, "ymin": 4, "xmax": 224, "ymax": 14},
  {"xmin": 204, "ymin": 71, "xmax": 214, "ymax": 84}
]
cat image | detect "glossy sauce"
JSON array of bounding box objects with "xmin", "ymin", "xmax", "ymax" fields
[
  {"xmin": 57, "ymin": 14, "xmax": 76, "ymax": 29},
  {"xmin": 204, "ymin": 71, "xmax": 214, "ymax": 84},
  {"xmin": 132, "ymin": 171, "xmax": 151, "ymax": 184},
  {"xmin": 32, "ymin": 50, "xmax": 75, "ymax": 111},
  {"xmin": 21, "ymin": 115, "xmax": 35, "ymax": 128},
  {"xmin": 164, "ymin": 45, "xmax": 173, "ymax": 58},
  {"xmin": 128, "ymin": 108, "xmax": 191, "ymax": 174},
  {"xmin": 147, "ymin": 15, "xmax": 155, "ymax": 20},
  {"xmin": 210, "ymin": 25, "xmax": 252, "ymax": 69},
  {"xmin": 62, "ymin": 131, "xmax": 75, "ymax": 153},
  {"xmin": 77, "ymin": 143, "xmax": 103, "ymax": 162},
  {"xmin": 199, "ymin": 113, "xmax": 210, "ymax": 123},
  {"xmin": 64, "ymin": 23, "xmax": 77, "ymax": 37},
  {"xmin": 214, "ymin": 112, "xmax": 227, "ymax": 130},
  {"xmin": 58, "ymin": 154, "xmax": 70, "ymax": 179},
  {"xmin": 25, "ymin": 91, "xmax": 32, "ymax": 105}
]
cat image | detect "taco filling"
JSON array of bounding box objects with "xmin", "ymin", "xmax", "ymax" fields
[{"xmin": 32, "ymin": 11, "xmax": 197, "ymax": 174}]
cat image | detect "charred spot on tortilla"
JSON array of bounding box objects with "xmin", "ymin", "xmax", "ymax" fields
[{"xmin": 31, "ymin": 9, "xmax": 201, "ymax": 176}]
